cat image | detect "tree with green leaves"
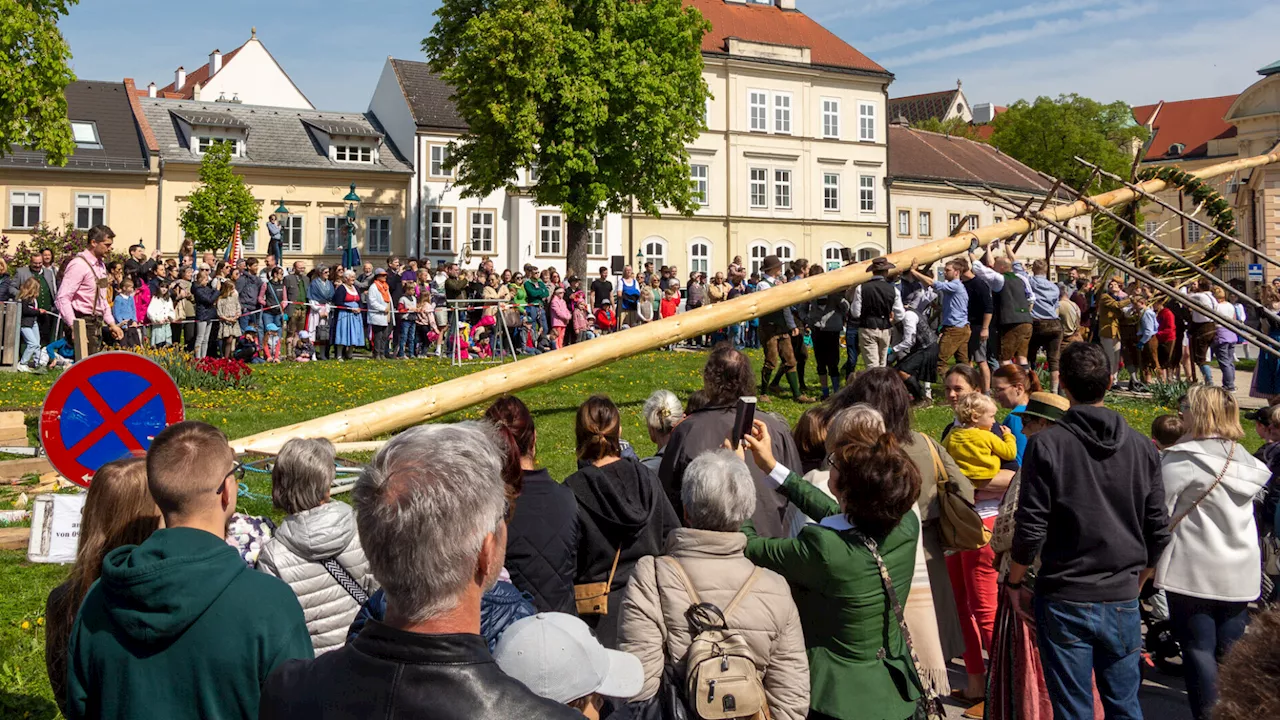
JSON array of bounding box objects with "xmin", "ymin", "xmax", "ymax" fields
[
  {"xmin": 988, "ymin": 94, "xmax": 1148, "ymax": 193},
  {"xmin": 1, "ymin": 0, "xmax": 79, "ymax": 166},
  {"xmin": 425, "ymin": 0, "xmax": 711, "ymax": 277},
  {"xmin": 913, "ymin": 116, "xmax": 984, "ymax": 142},
  {"xmin": 179, "ymin": 142, "xmax": 259, "ymax": 253}
]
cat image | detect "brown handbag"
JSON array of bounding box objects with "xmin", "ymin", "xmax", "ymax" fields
[
  {"xmin": 927, "ymin": 437, "xmax": 992, "ymax": 551},
  {"xmin": 574, "ymin": 548, "xmax": 622, "ymax": 616}
]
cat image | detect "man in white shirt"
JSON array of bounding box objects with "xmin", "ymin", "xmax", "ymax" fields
[{"xmin": 1184, "ymin": 279, "xmax": 1219, "ymax": 385}]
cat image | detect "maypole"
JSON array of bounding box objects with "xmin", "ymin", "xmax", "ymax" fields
[{"xmin": 232, "ymin": 148, "xmax": 1280, "ymax": 454}]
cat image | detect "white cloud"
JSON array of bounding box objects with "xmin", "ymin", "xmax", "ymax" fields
[
  {"xmin": 861, "ymin": 0, "xmax": 1106, "ymax": 52},
  {"xmin": 811, "ymin": 0, "xmax": 935, "ymax": 24},
  {"xmin": 879, "ymin": 2, "xmax": 1156, "ymax": 68}
]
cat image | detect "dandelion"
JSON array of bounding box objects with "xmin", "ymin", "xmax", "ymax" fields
[{"xmin": 21, "ymin": 621, "xmax": 30, "ymax": 630}]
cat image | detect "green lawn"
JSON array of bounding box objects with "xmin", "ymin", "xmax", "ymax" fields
[{"xmin": 0, "ymin": 351, "xmax": 1263, "ymax": 717}]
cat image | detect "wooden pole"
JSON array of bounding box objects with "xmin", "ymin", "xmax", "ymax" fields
[{"xmin": 232, "ymin": 149, "xmax": 1280, "ymax": 454}]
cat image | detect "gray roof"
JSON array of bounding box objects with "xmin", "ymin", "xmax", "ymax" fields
[
  {"xmin": 389, "ymin": 59, "xmax": 467, "ymax": 131},
  {"xmin": 139, "ymin": 98, "xmax": 413, "ymax": 173},
  {"xmin": 172, "ymin": 109, "xmax": 249, "ymax": 129},
  {"xmin": 1, "ymin": 80, "xmax": 150, "ymax": 173}
]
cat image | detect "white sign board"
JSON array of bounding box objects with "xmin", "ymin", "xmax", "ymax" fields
[
  {"xmin": 1249, "ymin": 263, "xmax": 1264, "ymax": 282},
  {"xmin": 27, "ymin": 493, "xmax": 87, "ymax": 564}
]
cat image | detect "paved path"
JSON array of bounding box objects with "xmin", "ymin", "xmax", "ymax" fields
[{"xmin": 938, "ymin": 664, "xmax": 1191, "ymax": 719}]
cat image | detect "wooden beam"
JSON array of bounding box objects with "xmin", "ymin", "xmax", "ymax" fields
[{"xmin": 230, "ymin": 148, "xmax": 1280, "ymax": 454}]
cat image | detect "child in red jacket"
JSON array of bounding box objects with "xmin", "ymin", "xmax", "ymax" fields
[{"xmin": 594, "ymin": 300, "xmax": 617, "ymax": 334}]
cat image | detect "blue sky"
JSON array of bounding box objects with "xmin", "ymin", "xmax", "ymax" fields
[{"xmin": 61, "ymin": 0, "xmax": 1280, "ymax": 112}]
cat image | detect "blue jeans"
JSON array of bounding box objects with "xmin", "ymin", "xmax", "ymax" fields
[
  {"xmin": 525, "ymin": 305, "xmax": 546, "ymax": 340},
  {"xmin": 396, "ymin": 319, "xmax": 416, "ymax": 357},
  {"xmin": 1034, "ymin": 596, "xmax": 1144, "ymax": 720},
  {"xmin": 239, "ymin": 313, "xmax": 262, "ymax": 345},
  {"xmin": 843, "ymin": 325, "xmax": 860, "ymax": 377},
  {"xmin": 1213, "ymin": 342, "xmax": 1236, "ymax": 391},
  {"xmin": 1167, "ymin": 592, "xmax": 1249, "ymax": 720},
  {"xmin": 20, "ymin": 325, "xmax": 41, "ymax": 365}
]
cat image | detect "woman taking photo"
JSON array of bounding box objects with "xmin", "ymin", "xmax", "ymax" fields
[
  {"xmin": 486, "ymin": 396, "xmax": 580, "ymax": 614},
  {"xmin": 740, "ymin": 419, "xmax": 930, "ymax": 720},
  {"xmin": 332, "ymin": 270, "xmax": 364, "ymax": 361},
  {"xmin": 1157, "ymin": 386, "xmax": 1271, "ymax": 720},
  {"xmin": 45, "ymin": 458, "xmax": 160, "ymax": 717},
  {"xmin": 565, "ymin": 395, "xmax": 679, "ymax": 647}
]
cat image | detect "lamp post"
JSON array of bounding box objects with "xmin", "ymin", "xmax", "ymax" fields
[{"xmin": 342, "ymin": 183, "xmax": 361, "ymax": 269}]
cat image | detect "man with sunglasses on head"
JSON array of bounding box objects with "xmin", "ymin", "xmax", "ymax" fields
[{"xmin": 66, "ymin": 422, "xmax": 312, "ymax": 720}]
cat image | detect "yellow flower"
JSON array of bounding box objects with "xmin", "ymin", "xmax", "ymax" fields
[
  {"xmin": 21, "ymin": 621, "xmax": 30, "ymax": 630},
  {"xmin": 36, "ymin": 617, "xmax": 44, "ymax": 626}
]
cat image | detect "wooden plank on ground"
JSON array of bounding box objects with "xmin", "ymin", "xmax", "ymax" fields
[
  {"xmin": 0, "ymin": 457, "xmax": 52, "ymax": 480},
  {"xmin": 0, "ymin": 526, "xmax": 30, "ymax": 551}
]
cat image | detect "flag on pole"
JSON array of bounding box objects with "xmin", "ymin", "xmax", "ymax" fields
[{"xmin": 226, "ymin": 223, "xmax": 245, "ymax": 266}]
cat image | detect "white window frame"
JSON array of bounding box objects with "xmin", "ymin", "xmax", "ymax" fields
[
  {"xmin": 538, "ymin": 212, "xmax": 563, "ymax": 256},
  {"xmin": 324, "ymin": 216, "xmax": 347, "ymax": 253},
  {"xmin": 773, "ymin": 92, "xmax": 792, "ymax": 135},
  {"xmin": 469, "ymin": 210, "xmax": 496, "ymax": 255},
  {"xmin": 823, "ymin": 173, "xmax": 840, "ymax": 212},
  {"xmin": 898, "ymin": 209, "xmax": 911, "ymax": 238},
  {"xmin": 858, "ymin": 175, "xmax": 876, "ymax": 213},
  {"xmin": 774, "ymin": 169, "xmax": 792, "ymax": 210},
  {"xmin": 749, "ymin": 167, "xmax": 768, "ymax": 209},
  {"xmin": 588, "ymin": 217, "xmax": 606, "ymax": 257},
  {"xmin": 857, "ymin": 247, "xmax": 882, "ymax": 262},
  {"xmin": 74, "ymin": 192, "xmax": 106, "ymax": 230},
  {"xmin": 691, "ymin": 164, "xmax": 709, "ymax": 206},
  {"xmin": 242, "ymin": 227, "xmax": 258, "ymax": 252},
  {"xmin": 196, "ymin": 136, "xmax": 241, "ymax": 156},
  {"xmin": 428, "ymin": 208, "xmax": 455, "ymax": 253},
  {"xmin": 71, "ymin": 121, "xmax": 102, "ymax": 149},
  {"xmin": 773, "ymin": 242, "xmax": 795, "ymax": 264},
  {"xmin": 643, "ymin": 238, "xmax": 667, "ymax": 270},
  {"xmin": 334, "ymin": 145, "xmax": 374, "ymax": 163},
  {"xmin": 949, "ymin": 213, "xmax": 962, "ymax": 233},
  {"xmin": 367, "ymin": 216, "xmax": 392, "ymax": 254},
  {"xmin": 8, "ymin": 190, "xmax": 42, "ymax": 229},
  {"xmin": 748, "ymin": 242, "xmax": 770, "ymax": 275},
  {"xmin": 1187, "ymin": 221, "xmax": 1202, "ymax": 244},
  {"xmin": 967, "ymin": 216, "xmax": 980, "ymax": 232},
  {"xmin": 858, "ymin": 102, "xmax": 877, "ymax": 142},
  {"xmin": 823, "ymin": 243, "xmax": 844, "ymax": 270},
  {"xmin": 281, "ymin": 215, "xmax": 304, "ymax": 253},
  {"xmin": 918, "ymin": 211, "xmax": 932, "ymax": 238},
  {"xmin": 1144, "ymin": 220, "xmax": 1158, "ymax": 235},
  {"xmin": 748, "ymin": 91, "xmax": 769, "ymax": 132},
  {"xmin": 429, "ymin": 144, "xmax": 453, "ymax": 177},
  {"xmin": 688, "ymin": 241, "xmax": 710, "ymax": 275},
  {"xmin": 821, "ymin": 98, "xmax": 840, "ymax": 139}
]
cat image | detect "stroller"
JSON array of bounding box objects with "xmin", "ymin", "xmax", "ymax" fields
[{"xmin": 1140, "ymin": 580, "xmax": 1181, "ymax": 676}]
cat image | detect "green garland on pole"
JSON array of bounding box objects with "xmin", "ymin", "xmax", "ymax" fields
[{"xmin": 1137, "ymin": 165, "xmax": 1236, "ymax": 236}]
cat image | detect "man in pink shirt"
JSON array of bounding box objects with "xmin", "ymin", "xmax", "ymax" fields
[{"xmin": 55, "ymin": 225, "xmax": 124, "ymax": 355}]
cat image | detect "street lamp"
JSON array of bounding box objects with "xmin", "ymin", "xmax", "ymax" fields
[{"xmin": 342, "ymin": 183, "xmax": 361, "ymax": 269}]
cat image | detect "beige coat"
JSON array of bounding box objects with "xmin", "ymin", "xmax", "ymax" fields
[{"xmin": 618, "ymin": 528, "xmax": 810, "ymax": 720}]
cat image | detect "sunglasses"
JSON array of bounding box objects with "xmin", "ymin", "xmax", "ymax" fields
[{"xmin": 214, "ymin": 461, "xmax": 246, "ymax": 493}]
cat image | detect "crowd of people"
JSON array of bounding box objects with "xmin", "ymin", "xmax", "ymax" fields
[{"xmin": 42, "ymin": 331, "xmax": 1280, "ymax": 720}]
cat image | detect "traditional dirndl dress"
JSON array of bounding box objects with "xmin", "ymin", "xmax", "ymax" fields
[{"xmin": 332, "ymin": 285, "xmax": 365, "ymax": 347}]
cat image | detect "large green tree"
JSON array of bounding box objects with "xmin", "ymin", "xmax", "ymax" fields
[
  {"xmin": 1, "ymin": 0, "xmax": 78, "ymax": 165},
  {"xmin": 179, "ymin": 142, "xmax": 259, "ymax": 253},
  {"xmin": 425, "ymin": 0, "xmax": 711, "ymax": 277},
  {"xmin": 988, "ymin": 94, "xmax": 1148, "ymax": 193}
]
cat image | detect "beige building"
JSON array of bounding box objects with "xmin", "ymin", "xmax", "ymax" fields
[
  {"xmin": 2, "ymin": 80, "xmax": 157, "ymax": 248},
  {"xmin": 627, "ymin": 0, "xmax": 892, "ymax": 276},
  {"xmin": 887, "ymin": 123, "xmax": 1093, "ymax": 275}
]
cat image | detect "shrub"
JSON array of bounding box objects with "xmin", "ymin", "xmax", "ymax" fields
[{"xmin": 132, "ymin": 345, "xmax": 253, "ymax": 390}]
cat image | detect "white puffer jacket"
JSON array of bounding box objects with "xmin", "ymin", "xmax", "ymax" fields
[
  {"xmin": 1156, "ymin": 439, "xmax": 1271, "ymax": 602},
  {"xmin": 257, "ymin": 501, "xmax": 377, "ymax": 654}
]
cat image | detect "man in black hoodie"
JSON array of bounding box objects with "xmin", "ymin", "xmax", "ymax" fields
[{"xmin": 1008, "ymin": 342, "xmax": 1169, "ymax": 719}]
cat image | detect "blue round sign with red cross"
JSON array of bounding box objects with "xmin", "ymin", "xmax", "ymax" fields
[{"xmin": 40, "ymin": 352, "xmax": 185, "ymax": 488}]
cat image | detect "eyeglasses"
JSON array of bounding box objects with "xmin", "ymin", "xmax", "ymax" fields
[{"xmin": 215, "ymin": 461, "xmax": 246, "ymax": 493}]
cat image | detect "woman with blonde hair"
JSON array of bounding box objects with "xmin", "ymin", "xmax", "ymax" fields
[
  {"xmin": 1157, "ymin": 385, "xmax": 1271, "ymax": 720},
  {"xmin": 639, "ymin": 389, "xmax": 683, "ymax": 474},
  {"xmin": 45, "ymin": 458, "xmax": 160, "ymax": 716},
  {"xmin": 1211, "ymin": 286, "xmax": 1244, "ymax": 392}
]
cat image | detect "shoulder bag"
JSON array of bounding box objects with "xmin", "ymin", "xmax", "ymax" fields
[
  {"xmin": 925, "ymin": 436, "xmax": 992, "ymax": 551},
  {"xmin": 575, "ymin": 548, "xmax": 622, "ymax": 616},
  {"xmin": 1168, "ymin": 441, "xmax": 1236, "ymax": 533},
  {"xmin": 322, "ymin": 557, "xmax": 370, "ymax": 606}
]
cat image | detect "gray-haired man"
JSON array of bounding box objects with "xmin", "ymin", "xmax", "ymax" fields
[{"xmin": 260, "ymin": 423, "xmax": 579, "ymax": 720}]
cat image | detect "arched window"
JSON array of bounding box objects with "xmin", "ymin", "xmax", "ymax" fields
[
  {"xmin": 642, "ymin": 237, "xmax": 667, "ymax": 270},
  {"xmin": 857, "ymin": 247, "xmax": 882, "ymax": 262},
  {"xmin": 688, "ymin": 240, "xmax": 710, "ymax": 275},
  {"xmin": 823, "ymin": 243, "xmax": 845, "ymax": 270},
  {"xmin": 748, "ymin": 242, "xmax": 770, "ymax": 275},
  {"xmin": 774, "ymin": 241, "xmax": 795, "ymax": 264}
]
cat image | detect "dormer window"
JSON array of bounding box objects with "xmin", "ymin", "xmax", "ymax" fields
[
  {"xmin": 334, "ymin": 145, "xmax": 374, "ymax": 163},
  {"xmin": 71, "ymin": 121, "xmax": 102, "ymax": 150},
  {"xmin": 197, "ymin": 136, "xmax": 242, "ymax": 156}
]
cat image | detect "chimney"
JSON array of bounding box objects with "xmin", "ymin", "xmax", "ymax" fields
[
  {"xmin": 210, "ymin": 49, "xmax": 222, "ymax": 75},
  {"xmin": 777, "ymin": 0, "xmax": 796, "ymax": 9},
  {"xmin": 175, "ymin": 66, "xmax": 186, "ymax": 90},
  {"xmin": 147, "ymin": 82, "xmax": 157, "ymax": 98}
]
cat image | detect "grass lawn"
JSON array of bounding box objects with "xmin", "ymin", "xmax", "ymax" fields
[{"xmin": 0, "ymin": 350, "xmax": 1264, "ymax": 717}]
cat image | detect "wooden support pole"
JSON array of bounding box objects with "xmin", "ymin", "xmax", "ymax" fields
[{"xmin": 231, "ymin": 148, "xmax": 1280, "ymax": 454}]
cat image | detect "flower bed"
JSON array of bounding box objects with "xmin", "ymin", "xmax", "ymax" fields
[{"xmin": 133, "ymin": 346, "xmax": 254, "ymax": 390}]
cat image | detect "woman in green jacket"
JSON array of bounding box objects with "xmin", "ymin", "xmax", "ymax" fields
[{"xmin": 739, "ymin": 419, "xmax": 926, "ymax": 720}]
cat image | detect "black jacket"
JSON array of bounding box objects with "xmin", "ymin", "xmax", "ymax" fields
[
  {"xmin": 566, "ymin": 456, "xmax": 679, "ymax": 647},
  {"xmin": 194, "ymin": 285, "xmax": 219, "ymax": 323},
  {"xmin": 1012, "ymin": 404, "xmax": 1170, "ymax": 602},
  {"xmin": 261, "ymin": 620, "xmax": 579, "ymax": 720},
  {"xmin": 506, "ymin": 469, "xmax": 580, "ymax": 614}
]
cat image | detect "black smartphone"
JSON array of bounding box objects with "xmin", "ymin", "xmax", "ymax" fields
[
  {"xmin": 731, "ymin": 397, "xmax": 757, "ymax": 450},
  {"xmin": 840, "ymin": 247, "xmax": 853, "ymax": 264}
]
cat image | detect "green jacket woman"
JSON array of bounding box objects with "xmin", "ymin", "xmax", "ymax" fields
[{"xmin": 740, "ymin": 422, "xmax": 923, "ymax": 720}]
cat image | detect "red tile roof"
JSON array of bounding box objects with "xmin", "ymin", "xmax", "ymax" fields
[
  {"xmin": 158, "ymin": 44, "xmax": 245, "ymax": 98},
  {"xmin": 686, "ymin": 0, "xmax": 888, "ymax": 75},
  {"xmin": 889, "ymin": 125, "xmax": 1050, "ymax": 195},
  {"xmin": 1132, "ymin": 95, "xmax": 1239, "ymax": 162},
  {"xmin": 122, "ymin": 78, "xmax": 159, "ymax": 153},
  {"xmin": 889, "ymin": 89, "xmax": 961, "ymax": 125}
]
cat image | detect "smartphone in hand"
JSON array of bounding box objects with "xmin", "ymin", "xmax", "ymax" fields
[{"xmin": 731, "ymin": 397, "xmax": 757, "ymax": 450}]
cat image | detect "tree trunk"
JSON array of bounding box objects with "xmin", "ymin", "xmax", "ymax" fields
[{"xmin": 566, "ymin": 218, "xmax": 590, "ymax": 280}]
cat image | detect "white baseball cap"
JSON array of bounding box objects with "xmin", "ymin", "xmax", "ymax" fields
[{"xmin": 494, "ymin": 613, "xmax": 644, "ymax": 704}]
